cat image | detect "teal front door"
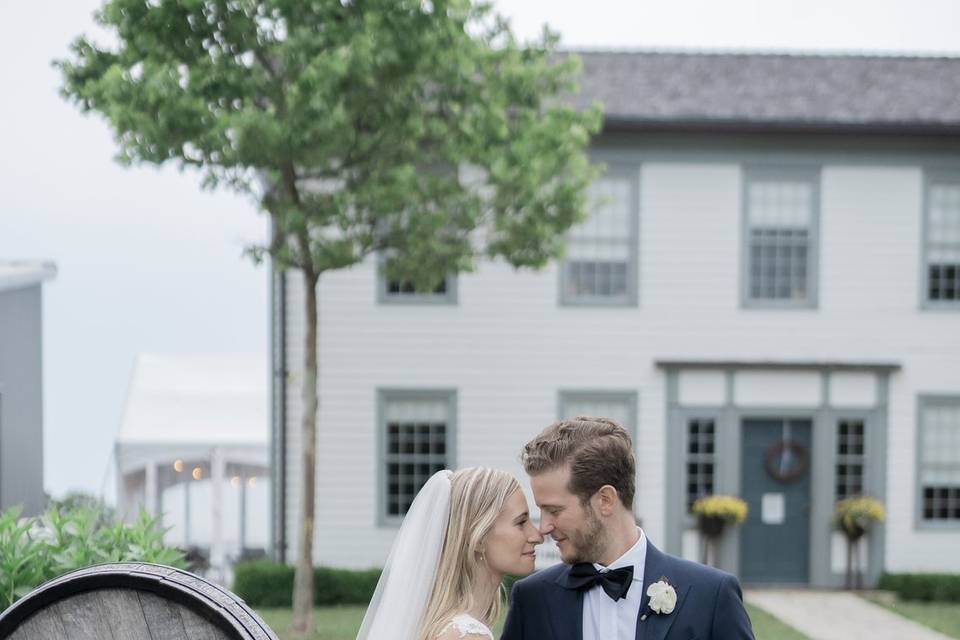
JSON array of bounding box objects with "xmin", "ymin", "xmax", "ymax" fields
[{"xmin": 740, "ymin": 418, "xmax": 812, "ymax": 584}]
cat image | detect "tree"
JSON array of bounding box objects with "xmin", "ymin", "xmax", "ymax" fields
[{"xmin": 58, "ymin": 0, "xmax": 600, "ymax": 632}]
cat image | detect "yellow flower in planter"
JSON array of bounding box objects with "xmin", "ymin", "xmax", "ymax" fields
[
  {"xmin": 833, "ymin": 496, "xmax": 885, "ymax": 539},
  {"xmin": 691, "ymin": 495, "xmax": 748, "ymax": 525}
]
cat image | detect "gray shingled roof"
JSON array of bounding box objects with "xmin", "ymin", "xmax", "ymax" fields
[{"xmin": 564, "ymin": 50, "xmax": 960, "ymax": 134}]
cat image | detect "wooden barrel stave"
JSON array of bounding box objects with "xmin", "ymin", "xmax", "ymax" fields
[{"xmin": 0, "ymin": 563, "xmax": 277, "ymax": 640}]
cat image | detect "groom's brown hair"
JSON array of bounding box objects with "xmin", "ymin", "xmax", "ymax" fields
[{"xmin": 521, "ymin": 416, "xmax": 635, "ymax": 509}]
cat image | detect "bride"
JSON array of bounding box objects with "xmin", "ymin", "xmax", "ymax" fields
[{"xmin": 357, "ymin": 467, "xmax": 543, "ymax": 640}]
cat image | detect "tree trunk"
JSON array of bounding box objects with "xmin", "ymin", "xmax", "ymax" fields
[{"xmin": 292, "ymin": 271, "xmax": 319, "ymax": 635}]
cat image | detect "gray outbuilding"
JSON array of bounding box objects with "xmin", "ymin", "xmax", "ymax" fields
[{"xmin": 0, "ymin": 260, "xmax": 56, "ymax": 516}]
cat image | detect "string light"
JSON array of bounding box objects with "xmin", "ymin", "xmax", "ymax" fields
[
  {"xmin": 173, "ymin": 460, "xmax": 184, "ymax": 473},
  {"xmin": 192, "ymin": 466, "xmax": 202, "ymax": 480}
]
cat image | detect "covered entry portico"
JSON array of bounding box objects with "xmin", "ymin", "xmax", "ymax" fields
[{"xmin": 659, "ymin": 360, "xmax": 897, "ymax": 587}]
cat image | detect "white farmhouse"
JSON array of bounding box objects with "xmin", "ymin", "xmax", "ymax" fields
[{"xmin": 270, "ymin": 51, "xmax": 960, "ymax": 587}]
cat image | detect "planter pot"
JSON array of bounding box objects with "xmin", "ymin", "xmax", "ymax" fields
[
  {"xmin": 841, "ymin": 521, "xmax": 867, "ymax": 541},
  {"xmin": 698, "ymin": 515, "xmax": 726, "ymax": 539}
]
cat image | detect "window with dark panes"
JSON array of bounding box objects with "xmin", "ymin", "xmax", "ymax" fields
[
  {"xmin": 925, "ymin": 178, "xmax": 960, "ymax": 304},
  {"xmin": 919, "ymin": 398, "xmax": 960, "ymax": 522},
  {"xmin": 744, "ymin": 171, "xmax": 818, "ymax": 306},
  {"xmin": 383, "ymin": 394, "xmax": 452, "ymax": 518},
  {"xmin": 836, "ymin": 419, "xmax": 865, "ymax": 500},
  {"xmin": 686, "ymin": 418, "xmax": 716, "ymax": 512},
  {"xmin": 561, "ymin": 171, "xmax": 636, "ymax": 305}
]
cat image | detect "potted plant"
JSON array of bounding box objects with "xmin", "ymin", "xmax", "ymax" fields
[
  {"xmin": 691, "ymin": 495, "xmax": 748, "ymax": 567},
  {"xmin": 833, "ymin": 496, "xmax": 885, "ymax": 589}
]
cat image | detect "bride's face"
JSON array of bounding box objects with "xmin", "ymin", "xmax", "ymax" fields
[{"xmin": 481, "ymin": 489, "xmax": 543, "ymax": 577}]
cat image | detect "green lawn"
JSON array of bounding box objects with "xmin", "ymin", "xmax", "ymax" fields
[
  {"xmin": 257, "ymin": 603, "xmax": 803, "ymax": 640},
  {"xmin": 861, "ymin": 595, "xmax": 960, "ymax": 639},
  {"xmin": 257, "ymin": 606, "xmax": 365, "ymax": 640},
  {"xmin": 745, "ymin": 602, "xmax": 809, "ymax": 640}
]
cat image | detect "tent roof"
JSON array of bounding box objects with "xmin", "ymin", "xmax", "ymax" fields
[{"xmin": 117, "ymin": 354, "xmax": 267, "ymax": 446}]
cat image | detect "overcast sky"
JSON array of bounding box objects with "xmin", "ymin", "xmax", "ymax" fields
[{"xmin": 1, "ymin": 0, "xmax": 958, "ymax": 503}]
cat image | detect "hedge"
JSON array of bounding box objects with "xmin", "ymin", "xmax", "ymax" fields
[
  {"xmin": 233, "ymin": 561, "xmax": 382, "ymax": 607},
  {"xmin": 233, "ymin": 561, "xmax": 523, "ymax": 608},
  {"xmin": 878, "ymin": 573, "xmax": 960, "ymax": 602}
]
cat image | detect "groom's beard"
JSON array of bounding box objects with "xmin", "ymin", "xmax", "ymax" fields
[{"xmin": 564, "ymin": 503, "xmax": 609, "ymax": 564}]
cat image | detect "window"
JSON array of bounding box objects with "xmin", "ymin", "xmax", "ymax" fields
[
  {"xmin": 378, "ymin": 271, "xmax": 457, "ymax": 305},
  {"xmin": 743, "ymin": 168, "xmax": 819, "ymax": 307},
  {"xmin": 924, "ymin": 174, "xmax": 960, "ymax": 306},
  {"xmin": 836, "ymin": 419, "xmax": 865, "ymax": 500},
  {"xmin": 918, "ymin": 397, "xmax": 960, "ymax": 523},
  {"xmin": 379, "ymin": 390, "xmax": 456, "ymax": 522},
  {"xmin": 377, "ymin": 254, "xmax": 457, "ymax": 305},
  {"xmin": 558, "ymin": 391, "xmax": 636, "ymax": 436},
  {"xmin": 560, "ymin": 168, "xmax": 638, "ymax": 305},
  {"xmin": 686, "ymin": 418, "xmax": 716, "ymax": 512}
]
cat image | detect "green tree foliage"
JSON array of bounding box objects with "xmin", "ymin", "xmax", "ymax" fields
[{"xmin": 57, "ymin": 1, "xmax": 601, "ymax": 632}]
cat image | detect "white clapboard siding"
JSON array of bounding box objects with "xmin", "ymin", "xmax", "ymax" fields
[{"xmin": 280, "ymin": 161, "xmax": 960, "ymax": 573}]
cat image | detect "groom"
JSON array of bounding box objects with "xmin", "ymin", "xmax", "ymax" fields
[{"xmin": 502, "ymin": 417, "xmax": 754, "ymax": 640}]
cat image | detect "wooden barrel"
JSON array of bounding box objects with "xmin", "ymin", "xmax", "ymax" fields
[{"xmin": 0, "ymin": 562, "xmax": 279, "ymax": 640}]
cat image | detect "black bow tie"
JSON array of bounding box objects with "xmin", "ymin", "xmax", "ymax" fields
[{"xmin": 565, "ymin": 563, "xmax": 634, "ymax": 601}]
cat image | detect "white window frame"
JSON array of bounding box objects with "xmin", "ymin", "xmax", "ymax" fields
[
  {"xmin": 921, "ymin": 170, "xmax": 960, "ymax": 310},
  {"xmin": 377, "ymin": 388, "xmax": 457, "ymax": 526},
  {"xmin": 559, "ymin": 165, "xmax": 639, "ymax": 307},
  {"xmin": 741, "ymin": 166, "xmax": 821, "ymax": 309},
  {"xmin": 916, "ymin": 394, "xmax": 960, "ymax": 529}
]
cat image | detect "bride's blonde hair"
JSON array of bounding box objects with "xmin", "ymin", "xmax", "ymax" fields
[{"xmin": 417, "ymin": 467, "xmax": 521, "ymax": 640}]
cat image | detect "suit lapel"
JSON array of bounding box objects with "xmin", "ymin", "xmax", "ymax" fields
[
  {"xmin": 635, "ymin": 542, "xmax": 690, "ymax": 640},
  {"xmin": 550, "ymin": 565, "xmax": 585, "ymax": 640}
]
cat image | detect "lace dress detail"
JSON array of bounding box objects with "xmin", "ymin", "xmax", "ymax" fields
[{"xmin": 438, "ymin": 613, "xmax": 494, "ymax": 639}]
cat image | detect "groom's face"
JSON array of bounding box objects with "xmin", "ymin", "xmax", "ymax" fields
[{"xmin": 530, "ymin": 465, "xmax": 607, "ymax": 564}]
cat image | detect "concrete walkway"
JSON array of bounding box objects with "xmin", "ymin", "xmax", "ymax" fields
[{"xmin": 744, "ymin": 589, "xmax": 953, "ymax": 640}]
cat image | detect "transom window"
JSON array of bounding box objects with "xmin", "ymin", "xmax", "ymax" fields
[
  {"xmin": 380, "ymin": 391, "xmax": 455, "ymax": 521},
  {"xmin": 686, "ymin": 418, "xmax": 716, "ymax": 512},
  {"xmin": 386, "ymin": 276, "xmax": 448, "ymax": 297},
  {"xmin": 377, "ymin": 253, "xmax": 457, "ymax": 305},
  {"xmin": 918, "ymin": 397, "xmax": 960, "ymax": 523},
  {"xmin": 743, "ymin": 169, "xmax": 819, "ymax": 307},
  {"xmin": 561, "ymin": 169, "xmax": 638, "ymax": 305},
  {"xmin": 836, "ymin": 419, "xmax": 865, "ymax": 500},
  {"xmin": 924, "ymin": 176, "xmax": 960, "ymax": 306}
]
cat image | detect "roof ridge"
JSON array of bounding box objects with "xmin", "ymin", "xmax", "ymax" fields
[{"xmin": 560, "ymin": 46, "xmax": 960, "ymax": 61}]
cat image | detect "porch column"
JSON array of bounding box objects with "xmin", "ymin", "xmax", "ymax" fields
[
  {"xmin": 144, "ymin": 461, "xmax": 158, "ymax": 516},
  {"xmin": 210, "ymin": 448, "xmax": 225, "ymax": 580}
]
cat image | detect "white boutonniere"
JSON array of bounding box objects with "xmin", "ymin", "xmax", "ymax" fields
[{"xmin": 640, "ymin": 577, "xmax": 677, "ymax": 620}]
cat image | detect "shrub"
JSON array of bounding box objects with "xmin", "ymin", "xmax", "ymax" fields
[
  {"xmin": 0, "ymin": 502, "xmax": 186, "ymax": 609},
  {"xmin": 233, "ymin": 560, "xmax": 295, "ymax": 607},
  {"xmin": 878, "ymin": 573, "xmax": 960, "ymax": 602},
  {"xmin": 233, "ymin": 561, "xmax": 382, "ymax": 607},
  {"xmin": 233, "ymin": 561, "xmax": 520, "ymax": 608}
]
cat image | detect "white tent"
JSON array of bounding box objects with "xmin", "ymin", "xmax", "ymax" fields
[{"xmin": 115, "ymin": 353, "xmax": 268, "ymax": 581}]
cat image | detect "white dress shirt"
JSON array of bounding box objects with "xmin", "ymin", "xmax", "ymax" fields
[{"xmin": 582, "ymin": 528, "xmax": 647, "ymax": 640}]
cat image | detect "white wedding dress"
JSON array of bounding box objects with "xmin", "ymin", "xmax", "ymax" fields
[
  {"xmin": 438, "ymin": 613, "xmax": 494, "ymax": 639},
  {"xmin": 358, "ymin": 471, "xmax": 499, "ymax": 640}
]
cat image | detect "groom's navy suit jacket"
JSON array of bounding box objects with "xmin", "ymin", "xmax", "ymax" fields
[{"xmin": 501, "ymin": 541, "xmax": 754, "ymax": 640}]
